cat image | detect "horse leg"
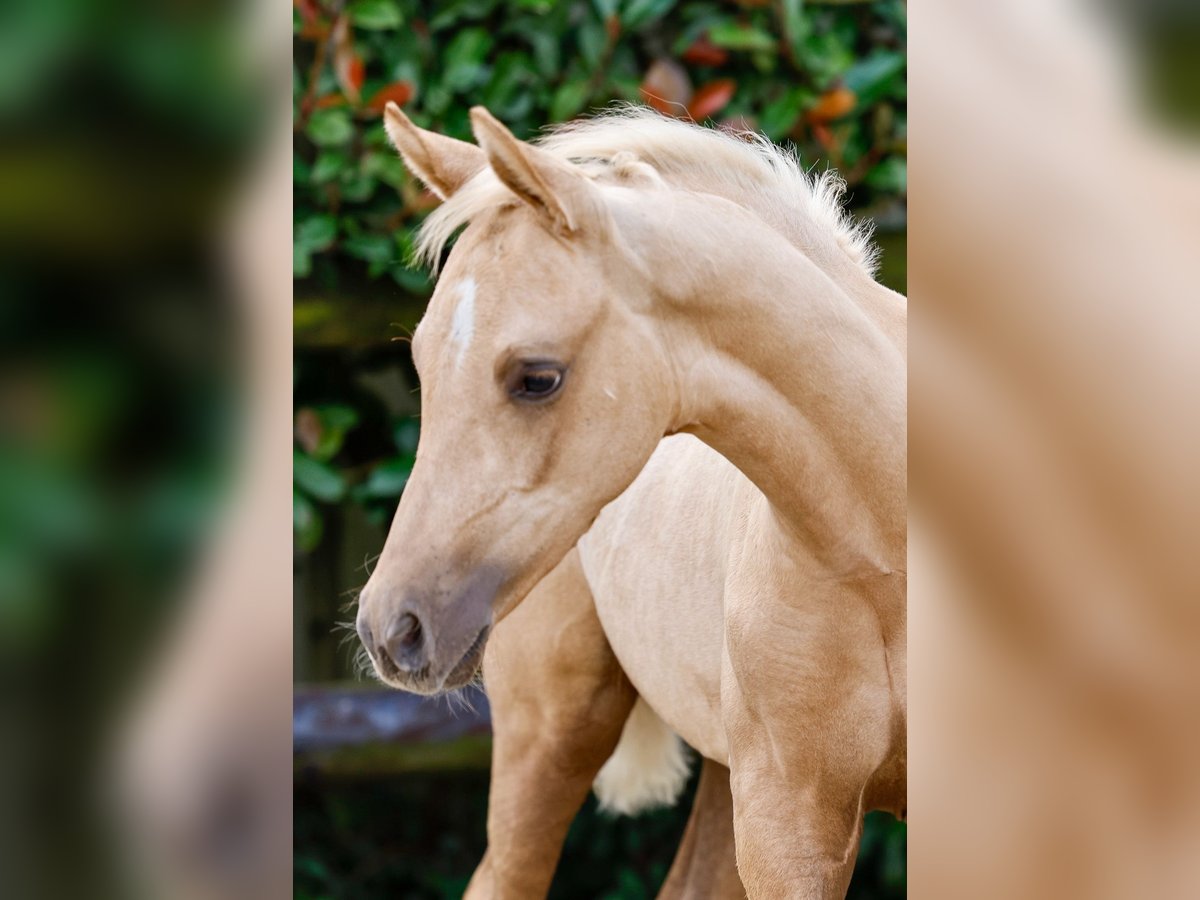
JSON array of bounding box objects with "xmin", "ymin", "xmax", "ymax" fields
[
  {"xmin": 464, "ymin": 546, "xmax": 636, "ymax": 900},
  {"xmin": 722, "ymin": 585, "xmax": 895, "ymax": 898},
  {"xmin": 657, "ymin": 758, "xmax": 744, "ymax": 899}
]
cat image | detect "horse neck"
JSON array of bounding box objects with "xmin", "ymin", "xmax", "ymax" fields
[{"xmin": 636, "ymin": 191, "xmax": 907, "ymax": 576}]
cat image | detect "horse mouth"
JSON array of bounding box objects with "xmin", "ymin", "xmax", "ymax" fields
[{"xmin": 441, "ymin": 625, "xmax": 490, "ymax": 690}]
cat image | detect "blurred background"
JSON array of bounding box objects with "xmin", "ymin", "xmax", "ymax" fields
[{"xmin": 291, "ymin": 0, "xmax": 906, "ymax": 897}]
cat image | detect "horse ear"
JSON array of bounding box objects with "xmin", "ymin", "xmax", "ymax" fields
[
  {"xmin": 383, "ymin": 103, "xmax": 485, "ymax": 200},
  {"xmin": 469, "ymin": 106, "xmax": 598, "ymax": 234}
]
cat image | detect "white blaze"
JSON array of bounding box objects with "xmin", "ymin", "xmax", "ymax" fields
[{"xmin": 449, "ymin": 277, "xmax": 476, "ymax": 365}]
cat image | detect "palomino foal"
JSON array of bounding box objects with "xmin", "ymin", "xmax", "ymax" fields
[{"xmin": 356, "ymin": 104, "xmax": 906, "ymax": 898}]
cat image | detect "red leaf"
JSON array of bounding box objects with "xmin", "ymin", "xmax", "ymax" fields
[
  {"xmin": 315, "ymin": 93, "xmax": 347, "ymax": 109},
  {"xmin": 366, "ymin": 81, "xmax": 414, "ymax": 113},
  {"xmin": 812, "ymin": 122, "xmax": 836, "ymax": 152},
  {"xmin": 298, "ymin": 21, "xmax": 329, "ymax": 40},
  {"xmin": 294, "ymin": 0, "xmax": 321, "ymax": 26},
  {"xmin": 639, "ymin": 59, "xmax": 692, "ymax": 117},
  {"xmin": 682, "ymin": 36, "xmax": 729, "ymax": 67},
  {"xmin": 687, "ymin": 79, "xmax": 736, "ymax": 121},
  {"xmin": 806, "ymin": 87, "xmax": 857, "ymax": 124}
]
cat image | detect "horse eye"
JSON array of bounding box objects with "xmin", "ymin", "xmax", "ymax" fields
[
  {"xmin": 513, "ymin": 367, "xmax": 564, "ymax": 400},
  {"xmin": 519, "ymin": 369, "xmax": 562, "ymax": 398}
]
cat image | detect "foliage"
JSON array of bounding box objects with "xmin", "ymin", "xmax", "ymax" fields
[
  {"xmin": 294, "ymin": 768, "xmax": 907, "ymax": 898},
  {"xmin": 293, "ymin": 351, "xmax": 420, "ymax": 555},
  {"xmin": 292, "ymin": 0, "xmax": 906, "ymax": 553},
  {"xmin": 293, "ymin": 0, "xmax": 905, "ymax": 287}
]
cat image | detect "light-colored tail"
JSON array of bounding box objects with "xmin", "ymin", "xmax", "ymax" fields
[{"xmin": 593, "ymin": 697, "xmax": 691, "ymax": 816}]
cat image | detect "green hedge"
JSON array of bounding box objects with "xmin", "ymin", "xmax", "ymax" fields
[{"xmin": 293, "ymin": 0, "xmax": 906, "ymax": 291}]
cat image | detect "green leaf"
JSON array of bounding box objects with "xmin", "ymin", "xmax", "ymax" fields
[
  {"xmin": 592, "ymin": 0, "xmax": 619, "ymax": 19},
  {"xmin": 522, "ymin": 29, "xmax": 561, "ymax": 79},
  {"xmin": 616, "ymin": 867, "xmax": 647, "ymax": 899},
  {"xmin": 293, "ymin": 489, "xmax": 323, "ymax": 553},
  {"xmin": 780, "ymin": 0, "xmax": 809, "ymax": 63},
  {"xmin": 293, "ymin": 150, "xmax": 311, "ymax": 184},
  {"xmin": 393, "ymin": 418, "xmax": 420, "ymax": 454},
  {"xmin": 550, "ymin": 80, "xmax": 590, "ymax": 121},
  {"xmin": 294, "ymin": 214, "xmax": 337, "ymax": 253},
  {"xmin": 362, "ymin": 150, "xmax": 408, "ymax": 189},
  {"xmin": 578, "ymin": 15, "xmax": 609, "ymax": 70},
  {"xmin": 390, "ymin": 264, "xmax": 432, "ymax": 294},
  {"xmin": 294, "ymin": 450, "xmax": 347, "ymax": 503},
  {"xmin": 340, "ymin": 172, "xmax": 377, "ymax": 203},
  {"xmin": 309, "ymin": 403, "xmax": 361, "ymax": 461},
  {"xmin": 864, "ymin": 156, "xmax": 906, "ymax": 194},
  {"xmin": 430, "ymin": 0, "xmax": 499, "ymax": 31},
  {"xmin": 342, "ymin": 233, "xmax": 396, "ymax": 266},
  {"xmin": 670, "ymin": 8, "xmax": 728, "ymax": 56},
  {"xmin": 293, "ymin": 247, "xmax": 311, "ymax": 278},
  {"xmin": 621, "ymin": 0, "xmax": 677, "ymax": 31},
  {"xmin": 294, "ymin": 214, "xmax": 337, "ymax": 277},
  {"xmin": 361, "ymin": 455, "xmax": 415, "ymax": 498},
  {"xmin": 348, "ymin": 0, "xmax": 403, "ymax": 30},
  {"xmin": 801, "ymin": 29, "xmax": 854, "ymax": 83},
  {"xmin": 843, "ymin": 51, "xmax": 905, "ymax": 108},
  {"xmin": 423, "ymin": 84, "xmax": 453, "ymax": 116},
  {"xmin": 305, "ymin": 108, "xmax": 354, "ymax": 146},
  {"xmin": 482, "ymin": 52, "xmax": 538, "ymax": 119},
  {"xmin": 344, "ymin": 233, "xmax": 397, "ymax": 278},
  {"xmin": 442, "ymin": 28, "xmax": 495, "ymax": 93},
  {"xmin": 311, "ymin": 150, "xmax": 348, "ymax": 184},
  {"xmin": 708, "ymin": 22, "xmax": 777, "ymax": 52},
  {"xmin": 759, "ymin": 87, "xmax": 810, "ymax": 139}
]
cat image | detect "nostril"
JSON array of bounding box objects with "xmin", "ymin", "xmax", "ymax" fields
[
  {"xmin": 383, "ymin": 612, "xmax": 425, "ymax": 672},
  {"xmin": 393, "ymin": 613, "xmax": 422, "ymax": 651}
]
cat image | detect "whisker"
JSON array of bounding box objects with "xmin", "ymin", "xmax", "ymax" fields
[
  {"xmin": 352, "ymin": 645, "xmax": 379, "ymax": 682},
  {"xmin": 339, "ymin": 586, "xmax": 365, "ymax": 616}
]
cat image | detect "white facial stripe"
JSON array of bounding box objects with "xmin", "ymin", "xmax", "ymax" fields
[{"xmin": 449, "ymin": 277, "xmax": 476, "ymax": 366}]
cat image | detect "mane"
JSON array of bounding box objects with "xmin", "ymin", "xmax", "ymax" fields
[{"xmin": 414, "ymin": 105, "xmax": 879, "ymax": 277}]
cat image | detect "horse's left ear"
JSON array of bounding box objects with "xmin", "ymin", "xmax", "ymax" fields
[
  {"xmin": 384, "ymin": 102, "xmax": 485, "ymax": 200},
  {"xmin": 469, "ymin": 106, "xmax": 600, "ymax": 234}
]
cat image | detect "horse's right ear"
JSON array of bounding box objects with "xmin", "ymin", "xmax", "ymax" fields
[{"xmin": 383, "ymin": 103, "xmax": 486, "ymax": 200}]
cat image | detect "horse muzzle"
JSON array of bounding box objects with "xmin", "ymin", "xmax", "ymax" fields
[{"xmin": 356, "ymin": 566, "xmax": 502, "ymax": 694}]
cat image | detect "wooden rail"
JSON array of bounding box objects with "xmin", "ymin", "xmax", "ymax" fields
[{"xmin": 294, "ymin": 683, "xmax": 493, "ymax": 777}]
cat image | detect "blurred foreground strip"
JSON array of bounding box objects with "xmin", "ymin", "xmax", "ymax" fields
[
  {"xmin": 0, "ymin": 1, "xmax": 293, "ymax": 899},
  {"xmin": 910, "ymin": 1, "xmax": 1200, "ymax": 898}
]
